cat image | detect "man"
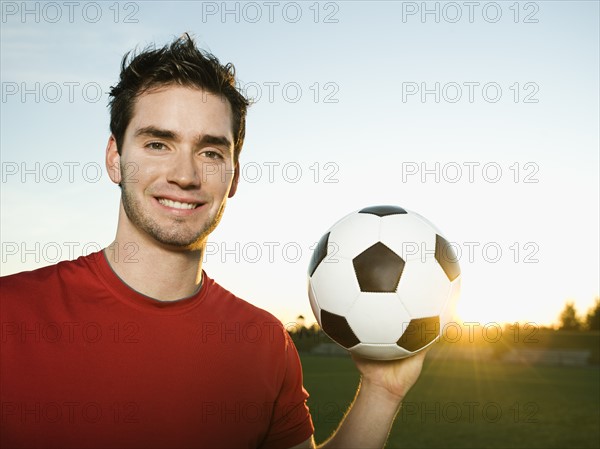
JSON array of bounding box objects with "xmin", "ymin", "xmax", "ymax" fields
[{"xmin": 1, "ymin": 34, "xmax": 427, "ymax": 448}]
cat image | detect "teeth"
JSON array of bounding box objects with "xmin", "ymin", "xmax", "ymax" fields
[{"xmin": 158, "ymin": 198, "xmax": 198, "ymax": 210}]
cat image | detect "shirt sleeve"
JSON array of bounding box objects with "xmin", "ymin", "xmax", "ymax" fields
[{"xmin": 260, "ymin": 330, "xmax": 315, "ymax": 449}]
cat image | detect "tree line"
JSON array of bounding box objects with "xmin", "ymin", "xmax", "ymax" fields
[
  {"xmin": 558, "ymin": 297, "xmax": 600, "ymax": 331},
  {"xmin": 288, "ymin": 296, "xmax": 600, "ymax": 350}
]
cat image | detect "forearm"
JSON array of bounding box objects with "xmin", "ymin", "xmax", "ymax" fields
[{"xmin": 317, "ymin": 379, "xmax": 404, "ymax": 449}]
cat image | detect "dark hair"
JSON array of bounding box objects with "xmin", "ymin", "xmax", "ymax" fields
[{"xmin": 108, "ymin": 33, "xmax": 250, "ymax": 163}]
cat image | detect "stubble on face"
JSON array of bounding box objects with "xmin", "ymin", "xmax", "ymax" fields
[{"xmin": 119, "ymin": 166, "xmax": 227, "ymax": 251}]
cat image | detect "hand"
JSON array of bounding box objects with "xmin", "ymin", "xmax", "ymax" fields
[
  {"xmin": 351, "ymin": 349, "xmax": 429, "ymax": 402},
  {"xmin": 315, "ymin": 349, "xmax": 431, "ymax": 448}
]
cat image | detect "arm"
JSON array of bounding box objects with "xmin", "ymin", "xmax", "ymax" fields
[{"xmin": 288, "ymin": 350, "xmax": 428, "ymax": 449}]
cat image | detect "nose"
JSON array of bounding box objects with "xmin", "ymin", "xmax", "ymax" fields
[{"xmin": 165, "ymin": 151, "xmax": 201, "ymax": 189}]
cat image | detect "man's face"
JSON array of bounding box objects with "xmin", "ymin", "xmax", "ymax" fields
[{"xmin": 110, "ymin": 85, "xmax": 238, "ymax": 250}]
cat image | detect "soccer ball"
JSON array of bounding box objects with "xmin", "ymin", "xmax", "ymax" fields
[{"xmin": 308, "ymin": 205, "xmax": 461, "ymax": 360}]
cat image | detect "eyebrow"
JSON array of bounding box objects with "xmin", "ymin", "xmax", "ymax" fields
[
  {"xmin": 135, "ymin": 126, "xmax": 233, "ymax": 151},
  {"xmin": 198, "ymin": 134, "xmax": 233, "ymax": 150},
  {"xmin": 135, "ymin": 126, "xmax": 177, "ymax": 140}
]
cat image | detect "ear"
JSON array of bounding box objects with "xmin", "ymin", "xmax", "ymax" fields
[
  {"xmin": 228, "ymin": 162, "xmax": 240, "ymax": 198},
  {"xmin": 105, "ymin": 135, "xmax": 121, "ymax": 185}
]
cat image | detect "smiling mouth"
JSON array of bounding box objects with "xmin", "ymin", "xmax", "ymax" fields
[{"xmin": 157, "ymin": 198, "xmax": 201, "ymax": 210}]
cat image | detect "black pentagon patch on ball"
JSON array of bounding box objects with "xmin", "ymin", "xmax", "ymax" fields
[
  {"xmin": 308, "ymin": 232, "xmax": 330, "ymax": 276},
  {"xmin": 358, "ymin": 205, "xmax": 408, "ymax": 217},
  {"xmin": 321, "ymin": 309, "xmax": 360, "ymax": 348},
  {"xmin": 397, "ymin": 316, "xmax": 440, "ymax": 352},
  {"xmin": 352, "ymin": 242, "xmax": 405, "ymax": 292},
  {"xmin": 435, "ymin": 234, "xmax": 461, "ymax": 281}
]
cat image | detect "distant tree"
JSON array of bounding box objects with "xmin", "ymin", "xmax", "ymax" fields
[
  {"xmin": 288, "ymin": 315, "xmax": 325, "ymax": 352},
  {"xmin": 585, "ymin": 297, "xmax": 600, "ymax": 331},
  {"xmin": 558, "ymin": 301, "xmax": 583, "ymax": 331},
  {"xmin": 286, "ymin": 315, "xmax": 306, "ymax": 334}
]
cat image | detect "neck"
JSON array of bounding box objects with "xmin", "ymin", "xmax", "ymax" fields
[{"xmin": 105, "ymin": 223, "xmax": 204, "ymax": 303}]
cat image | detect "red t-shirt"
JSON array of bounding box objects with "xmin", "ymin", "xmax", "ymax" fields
[{"xmin": 0, "ymin": 251, "xmax": 314, "ymax": 449}]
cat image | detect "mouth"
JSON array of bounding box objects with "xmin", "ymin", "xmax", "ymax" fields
[{"xmin": 156, "ymin": 197, "xmax": 202, "ymax": 210}]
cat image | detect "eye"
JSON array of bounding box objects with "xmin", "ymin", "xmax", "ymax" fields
[
  {"xmin": 203, "ymin": 150, "xmax": 224, "ymax": 160},
  {"xmin": 146, "ymin": 142, "xmax": 167, "ymax": 151}
]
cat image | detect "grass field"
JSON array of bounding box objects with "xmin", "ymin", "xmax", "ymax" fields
[{"xmin": 300, "ymin": 353, "xmax": 600, "ymax": 448}]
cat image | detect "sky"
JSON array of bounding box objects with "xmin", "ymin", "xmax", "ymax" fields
[{"xmin": 1, "ymin": 1, "xmax": 598, "ymax": 328}]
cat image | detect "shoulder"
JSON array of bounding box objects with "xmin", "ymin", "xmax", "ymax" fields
[
  {"xmin": 200, "ymin": 273, "xmax": 293, "ymax": 347},
  {"xmin": 202, "ymin": 273, "xmax": 285, "ymax": 324},
  {"xmin": 0, "ymin": 252, "xmax": 102, "ymax": 303},
  {"xmin": 2, "ymin": 252, "xmax": 99, "ymax": 284},
  {"xmin": 1, "ymin": 260, "xmax": 62, "ymax": 291}
]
